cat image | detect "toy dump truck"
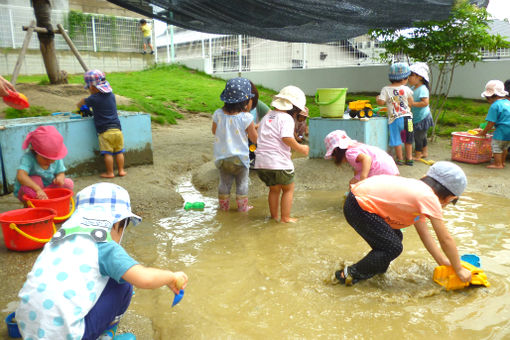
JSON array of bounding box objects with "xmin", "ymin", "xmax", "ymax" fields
[{"xmin": 348, "ymin": 100, "xmax": 374, "ymax": 118}]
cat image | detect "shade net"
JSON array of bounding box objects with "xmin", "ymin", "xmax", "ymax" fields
[{"xmin": 106, "ymin": 0, "xmax": 460, "ymax": 43}]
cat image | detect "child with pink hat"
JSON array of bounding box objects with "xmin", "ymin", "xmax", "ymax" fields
[
  {"xmin": 14, "ymin": 125, "xmax": 74, "ymax": 201},
  {"xmin": 324, "ymin": 130, "xmax": 399, "ymax": 185}
]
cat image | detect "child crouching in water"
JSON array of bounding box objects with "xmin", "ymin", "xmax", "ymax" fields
[
  {"xmin": 324, "ymin": 130, "xmax": 399, "ymax": 185},
  {"xmin": 255, "ymin": 86, "xmax": 309, "ymax": 223},
  {"xmin": 336, "ymin": 161, "xmax": 471, "ymax": 286},
  {"xmin": 16, "ymin": 182, "xmax": 188, "ymax": 339},
  {"xmin": 212, "ymin": 77, "xmax": 258, "ymax": 211},
  {"xmin": 14, "ymin": 125, "xmax": 74, "ymax": 202}
]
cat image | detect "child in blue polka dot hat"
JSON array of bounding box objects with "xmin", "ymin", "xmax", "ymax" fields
[{"xmin": 16, "ymin": 182, "xmax": 188, "ymax": 340}]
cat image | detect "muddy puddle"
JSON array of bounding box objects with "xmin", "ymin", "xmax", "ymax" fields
[{"xmin": 117, "ymin": 177, "xmax": 510, "ymax": 339}]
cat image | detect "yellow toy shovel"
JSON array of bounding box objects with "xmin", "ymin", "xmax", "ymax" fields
[{"xmin": 433, "ymin": 261, "xmax": 490, "ymax": 291}]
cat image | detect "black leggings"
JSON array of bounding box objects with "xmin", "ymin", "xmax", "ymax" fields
[{"xmin": 343, "ymin": 192, "xmax": 403, "ymax": 282}]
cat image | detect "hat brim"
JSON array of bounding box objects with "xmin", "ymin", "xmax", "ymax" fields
[
  {"xmin": 273, "ymin": 94, "xmax": 306, "ymax": 111},
  {"xmin": 271, "ymin": 97, "xmax": 293, "ymax": 111},
  {"xmin": 35, "ymin": 145, "xmax": 68, "ymax": 160}
]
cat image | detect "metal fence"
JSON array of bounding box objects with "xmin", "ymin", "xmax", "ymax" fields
[{"xmin": 0, "ymin": 4, "xmax": 148, "ymax": 53}]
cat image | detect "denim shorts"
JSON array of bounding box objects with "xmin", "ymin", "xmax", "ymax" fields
[
  {"xmin": 389, "ymin": 116, "xmax": 414, "ymax": 147},
  {"xmin": 257, "ymin": 169, "xmax": 294, "ymax": 186}
]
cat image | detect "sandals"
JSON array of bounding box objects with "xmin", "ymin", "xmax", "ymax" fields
[{"xmin": 335, "ymin": 266, "xmax": 354, "ymax": 286}]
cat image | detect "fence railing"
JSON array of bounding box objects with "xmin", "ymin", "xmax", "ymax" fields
[{"xmin": 0, "ymin": 4, "xmax": 148, "ymax": 53}]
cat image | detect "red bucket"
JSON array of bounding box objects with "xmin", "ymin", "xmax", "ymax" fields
[
  {"xmin": 23, "ymin": 188, "xmax": 74, "ymax": 222},
  {"xmin": 0, "ymin": 208, "xmax": 57, "ymax": 251}
]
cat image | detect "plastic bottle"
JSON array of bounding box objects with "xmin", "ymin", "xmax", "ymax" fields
[{"xmin": 184, "ymin": 202, "xmax": 205, "ymax": 211}]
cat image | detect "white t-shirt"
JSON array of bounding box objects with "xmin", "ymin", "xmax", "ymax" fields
[
  {"xmin": 254, "ymin": 110, "xmax": 295, "ymax": 170},
  {"xmin": 378, "ymin": 85, "xmax": 413, "ymax": 124}
]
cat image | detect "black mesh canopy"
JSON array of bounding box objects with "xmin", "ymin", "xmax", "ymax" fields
[{"xmin": 107, "ymin": 0, "xmax": 461, "ymax": 43}]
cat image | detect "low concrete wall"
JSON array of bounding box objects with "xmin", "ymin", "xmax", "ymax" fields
[
  {"xmin": 0, "ymin": 49, "xmax": 154, "ymax": 77},
  {"xmin": 178, "ymin": 57, "xmax": 510, "ymax": 100},
  {"xmin": 0, "ymin": 111, "xmax": 153, "ymax": 195}
]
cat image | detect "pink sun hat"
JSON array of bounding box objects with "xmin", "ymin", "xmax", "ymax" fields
[
  {"xmin": 324, "ymin": 130, "xmax": 356, "ymax": 159},
  {"xmin": 22, "ymin": 125, "xmax": 68, "ymax": 160}
]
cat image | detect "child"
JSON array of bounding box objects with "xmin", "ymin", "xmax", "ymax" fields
[
  {"xmin": 336, "ymin": 161, "xmax": 472, "ymax": 286},
  {"xmin": 212, "ymin": 77, "xmax": 258, "ymax": 212},
  {"xmin": 476, "ymin": 80, "xmax": 510, "ymax": 169},
  {"xmin": 324, "ymin": 130, "xmax": 399, "ymax": 185},
  {"xmin": 16, "ymin": 182, "xmax": 188, "ymax": 340},
  {"xmin": 409, "ymin": 62, "xmax": 434, "ymax": 160},
  {"xmin": 139, "ymin": 19, "xmax": 154, "ymax": 54},
  {"xmin": 14, "ymin": 125, "xmax": 74, "ymax": 202},
  {"xmin": 255, "ymin": 85, "xmax": 309, "ymax": 223},
  {"xmin": 376, "ymin": 62, "xmax": 415, "ymax": 166},
  {"xmin": 294, "ymin": 107, "xmax": 309, "ymax": 143},
  {"xmin": 77, "ymin": 69, "xmax": 126, "ymax": 178}
]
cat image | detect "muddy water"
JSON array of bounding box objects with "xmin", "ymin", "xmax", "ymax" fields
[{"xmin": 118, "ymin": 177, "xmax": 510, "ymax": 339}]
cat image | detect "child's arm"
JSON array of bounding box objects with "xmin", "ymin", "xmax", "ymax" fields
[
  {"xmin": 212, "ymin": 122, "xmax": 217, "ymax": 135},
  {"xmin": 477, "ymin": 121, "xmax": 495, "ymax": 137},
  {"xmin": 76, "ymin": 98, "xmax": 86, "ymax": 109},
  {"xmin": 355, "ymin": 153, "xmax": 372, "ymax": 182},
  {"xmin": 53, "ymin": 172, "xmax": 66, "ymax": 186},
  {"xmin": 412, "ymin": 96, "xmax": 429, "ymax": 108},
  {"xmin": 122, "ymin": 264, "xmax": 188, "ymax": 294},
  {"xmin": 407, "ymin": 94, "xmax": 415, "ymax": 108},
  {"xmin": 16, "ymin": 169, "xmax": 47, "ymax": 199},
  {"xmin": 414, "ymin": 218, "xmax": 471, "ymax": 282},
  {"xmin": 376, "ymin": 95, "xmax": 385, "ymax": 106},
  {"xmin": 282, "ymin": 137, "xmax": 309, "ymax": 155},
  {"xmin": 246, "ymin": 122, "xmax": 257, "ymax": 144}
]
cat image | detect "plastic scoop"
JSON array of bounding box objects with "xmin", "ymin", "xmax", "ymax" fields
[
  {"xmin": 3, "ymin": 89, "xmax": 29, "ymax": 110},
  {"xmin": 433, "ymin": 260, "xmax": 490, "ymax": 291},
  {"xmin": 172, "ymin": 289, "xmax": 184, "ymax": 307}
]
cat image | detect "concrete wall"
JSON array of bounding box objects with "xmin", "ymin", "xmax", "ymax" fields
[
  {"xmin": 178, "ymin": 57, "xmax": 510, "ymax": 100},
  {"xmin": 0, "ymin": 49, "xmax": 153, "ymax": 77},
  {"xmin": 69, "ymin": 0, "xmax": 144, "ymax": 18}
]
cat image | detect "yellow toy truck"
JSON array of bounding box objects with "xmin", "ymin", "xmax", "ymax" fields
[{"xmin": 348, "ymin": 100, "xmax": 374, "ymax": 118}]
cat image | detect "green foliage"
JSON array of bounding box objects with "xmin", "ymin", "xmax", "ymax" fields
[
  {"xmin": 67, "ymin": 10, "xmax": 92, "ymax": 39},
  {"xmin": 4, "ymin": 106, "xmax": 51, "ymax": 119}
]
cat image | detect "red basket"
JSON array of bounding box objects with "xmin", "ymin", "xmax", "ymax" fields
[{"xmin": 451, "ymin": 132, "xmax": 492, "ymax": 164}]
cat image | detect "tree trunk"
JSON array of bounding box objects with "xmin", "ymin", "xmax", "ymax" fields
[{"xmin": 33, "ymin": 0, "xmax": 67, "ymax": 84}]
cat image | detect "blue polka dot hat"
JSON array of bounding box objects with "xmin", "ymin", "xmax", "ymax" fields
[
  {"xmin": 70, "ymin": 182, "xmax": 142, "ymax": 228},
  {"xmin": 220, "ymin": 77, "xmax": 254, "ymax": 104}
]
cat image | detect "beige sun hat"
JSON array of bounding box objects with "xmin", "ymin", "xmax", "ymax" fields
[
  {"xmin": 271, "ymin": 85, "xmax": 307, "ymax": 111},
  {"xmin": 481, "ymin": 80, "xmax": 509, "ymax": 98}
]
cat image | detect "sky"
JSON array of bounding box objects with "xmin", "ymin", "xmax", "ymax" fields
[{"xmin": 487, "ymin": 0, "xmax": 510, "ymax": 21}]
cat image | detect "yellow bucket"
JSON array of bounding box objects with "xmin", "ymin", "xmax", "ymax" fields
[{"xmin": 314, "ymin": 88, "xmax": 347, "ymax": 118}]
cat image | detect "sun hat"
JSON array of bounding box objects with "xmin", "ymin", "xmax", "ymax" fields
[
  {"xmin": 271, "ymin": 85, "xmax": 307, "ymax": 112},
  {"xmin": 220, "ymin": 77, "xmax": 254, "ymax": 104},
  {"xmin": 323, "ymin": 130, "xmax": 356, "ymax": 159},
  {"xmin": 481, "ymin": 80, "xmax": 509, "ymax": 98},
  {"xmin": 410, "ymin": 62, "xmax": 430, "ymax": 83},
  {"xmin": 22, "ymin": 125, "xmax": 67, "ymax": 160},
  {"xmin": 426, "ymin": 161, "xmax": 467, "ymax": 197},
  {"xmin": 389, "ymin": 62, "xmax": 411, "ymax": 81},
  {"xmin": 84, "ymin": 69, "xmax": 112, "ymax": 93}
]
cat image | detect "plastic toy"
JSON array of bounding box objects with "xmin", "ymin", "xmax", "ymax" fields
[
  {"xmin": 78, "ymin": 104, "xmax": 92, "ymax": 117},
  {"xmin": 184, "ymin": 202, "xmax": 205, "ymax": 211},
  {"xmin": 348, "ymin": 100, "xmax": 374, "ymax": 118},
  {"xmin": 433, "ymin": 260, "xmax": 490, "ymax": 291},
  {"xmin": 2, "ymin": 89, "xmax": 29, "ymax": 110},
  {"xmin": 172, "ymin": 289, "xmax": 185, "ymax": 307},
  {"xmin": 460, "ymin": 254, "xmax": 480, "ymax": 267}
]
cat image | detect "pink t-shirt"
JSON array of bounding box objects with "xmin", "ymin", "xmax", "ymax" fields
[
  {"xmin": 255, "ymin": 110, "xmax": 295, "ymax": 170},
  {"xmin": 351, "ymin": 175, "xmax": 443, "ymax": 229},
  {"xmin": 345, "ymin": 143, "xmax": 399, "ymax": 180}
]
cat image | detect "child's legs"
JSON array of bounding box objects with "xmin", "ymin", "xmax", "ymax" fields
[
  {"xmin": 103, "ymin": 154, "xmax": 114, "ymax": 175},
  {"xmin": 82, "ymin": 278, "xmax": 133, "ymax": 340},
  {"xmin": 489, "ymin": 139, "xmax": 510, "ymax": 168},
  {"xmin": 403, "ymin": 116, "xmax": 414, "ymax": 160},
  {"xmin": 18, "ymin": 175, "xmax": 44, "ymax": 200},
  {"xmin": 115, "ymin": 152, "xmax": 125, "ymax": 174},
  {"xmin": 280, "ymin": 182, "xmax": 295, "ymax": 222},
  {"xmin": 388, "ymin": 118, "xmax": 404, "ymax": 160},
  {"xmin": 218, "ymin": 167, "xmax": 235, "ymax": 196},
  {"xmin": 343, "ymin": 192, "xmax": 403, "ymax": 282},
  {"xmin": 234, "ymin": 167, "xmax": 251, "ymax": 212},
  {"xmin": 268, "ymin": 185, "xmax": 282, "ymax": 219},
  {"xmin": 393, "ymin": 145, "xmax": 403, "ymax": 161}
]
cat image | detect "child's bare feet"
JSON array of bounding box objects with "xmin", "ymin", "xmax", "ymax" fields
[
  {"xmin": 118, "ymin": 170, "xmax": 127, "ymax": 177},
  {"xmin": 281, "ymin": 217, "xmax": 297, "ymax": 223},
  {"xmin": 487, "ymin": 164, "xmax": 504, "ymax": 169},
  {"xmin": 100, "ymin": 172, "xmax": 115, "ymax": 178}
]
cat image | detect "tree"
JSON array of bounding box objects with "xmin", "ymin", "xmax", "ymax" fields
[
  {"xmin": 370, "ymin": 0, "xmax": 509, "ymax": 139},
  {"xmin": 32, "ymin": 0, "xmax": 67, "ymax": 84}
]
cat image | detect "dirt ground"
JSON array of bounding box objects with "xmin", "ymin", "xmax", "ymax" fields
[{"xmin": 0, "ymin": 83, "xmax": 509, "ymax": 219}]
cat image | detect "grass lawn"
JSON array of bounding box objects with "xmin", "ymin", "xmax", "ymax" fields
[{"xmin": 5, "ymin": 64, "xmax": 490, "ymax": 136}]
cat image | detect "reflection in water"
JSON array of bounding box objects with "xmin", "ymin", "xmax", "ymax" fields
[{"xmin": 125, "ymin": 181, "xmax": 510, "ymax": 339}]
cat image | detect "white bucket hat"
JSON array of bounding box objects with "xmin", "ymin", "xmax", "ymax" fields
[
  {"xmin": 271, "ymin": 85, "xmax": 307, "ymax": 111},
  {"xmin": 410, "ymin": 62, "xmax": 430, "ymax": 83},
  {"xmin": 426, "ymin": 161, "xmax": 467, "ymax": 197},
  {"xmin": 481, "ymin": 80, "xmax": 509, "ymax": 98}
]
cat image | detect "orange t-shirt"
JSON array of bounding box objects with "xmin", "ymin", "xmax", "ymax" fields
[{"xmin": 350, "ymin": 175, "xmax": 443, "ymax": 229}]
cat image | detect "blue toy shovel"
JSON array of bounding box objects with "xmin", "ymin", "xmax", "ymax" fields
[{"xmin": 172, "ymin": 289, "xmax": 184, "ymax": 307}]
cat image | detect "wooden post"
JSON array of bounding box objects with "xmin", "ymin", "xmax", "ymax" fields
[
  {"xmin": 11, "ymin": 20, "xmax": 35, "ymax": 86},
  {"xmin": 56, "ymin": 24, "xmax": 89, "ymax": 72}
]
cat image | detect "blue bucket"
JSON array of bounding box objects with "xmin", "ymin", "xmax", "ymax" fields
[{"xmin": 5, "ymin": 312, "xmax": 21, "ymax": 338}]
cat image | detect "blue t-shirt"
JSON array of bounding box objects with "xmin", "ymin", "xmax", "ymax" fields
[
  {"xmin": 85, "ymin": 92, "xmax": 121, "ymax": 134},
  {"xmin": 486, "ymin": 99, "xmax": 510, "ymax": 141},
  {"xmin": 411, "ymin": 85, "xmax": 431, "ymax": 124},
  {"xmin": 98, "ymin": 241, "xmax": 138, "ymax": 283},
  {"xmin": 13, "ymin": 151, "xmax": 66, "ymax": 197}
]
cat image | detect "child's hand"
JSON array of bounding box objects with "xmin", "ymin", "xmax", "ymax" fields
[
  {"xmin": 349, "ymin": 177, "xmax": 359, "ymax": 185},
  {"xmin": 456, "ymin": 266, "xmax": 472, "ymax": 283},
  {"xmin": 169, "ymin": 272, "xmax": 188, "ymax": 294},
  {"xmin": 300, "ymin": 144, "xmax": 309, "ymax": 156},
  {"xmin": 36, "ymin": 188, "xmax": 48, "ymax": 200},
  {"xmin": 53, "ymin": 176, "xmax": 65, "ymax": 186}
]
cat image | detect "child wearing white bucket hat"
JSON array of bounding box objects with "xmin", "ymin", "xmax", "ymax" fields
[
  {"xmin": 336, "ymin": 161, "xmax": 472, "ymax": 287},
  {"xmin": 476, "ymin": 80, "xmax": 510, "ymax": 169},
  {"xmin": 255, "ymin": 85, "xmax": 309, "ymax": 223},
  {"xmin": 16, "ymin": 182, "xmax": 188, "ymax": 340},
  {"xmin": 409, "ymin": 62, "xmax": 434, "ymax": 161}
]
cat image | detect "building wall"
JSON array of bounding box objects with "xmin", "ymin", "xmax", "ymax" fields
[{"xmin": 69, "ymin": 0, "xmax": 145, "ymax": 18}]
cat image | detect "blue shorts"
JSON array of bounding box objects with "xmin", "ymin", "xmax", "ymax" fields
[{"xmin": 389, "ymin": 116, "xmax": 414, "ymax": 147}]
